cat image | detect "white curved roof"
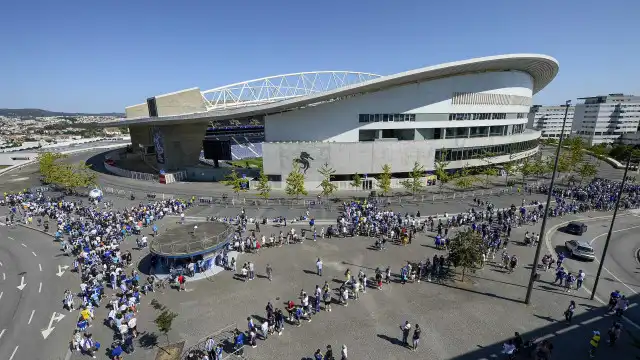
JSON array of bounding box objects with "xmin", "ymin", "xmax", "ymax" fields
[{"xmin": 111, "ymin": 54, "xmax": 559, "ymax": 126}]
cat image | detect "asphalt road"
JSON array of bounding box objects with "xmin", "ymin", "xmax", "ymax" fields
[
  {"xmin": 0, "ymin": 224, "xmax": 77, "ymax": 360},
  {"xmin": 546, "ymin": 212, "xmax": 640, "ymax": 326}
]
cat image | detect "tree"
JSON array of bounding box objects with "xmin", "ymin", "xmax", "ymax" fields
[
  {"xmin": 447, "ymin": 228, "xmax": 486, "ymax": 281},
  {"xmin": 532, "ymin": 157, "xmax": 550, "ymax": 180},
  {"xmin": 377, "ymin": 164, "xmax": 392, "ymax": 196},
  {"xmin": 285, "ymin": 161, "xmax": 307, "ymax": 199},
  {"xmin": 222, "ymin": 169, "xmax": 248, "ymax": 197},
  {"xmin": 37, "ymin": 152, "xmax": 68, "ymax": 184},
  {"xmin": 400, "ymin": 161, "xmax": 425, "ymax": 196},
  {"xmin": 433, "ymin": 148, "xmax": 451, "ymax": 194},
  {"xmin": 350, "ymin": 172, "xmax": 362, "ymax": 189},
  {"xmin": 256, "ymin": 170, "xmax": 271, "ymax": 200},
  {"xmin": 577, "ymin": 161, "xmax": 598, "ymax": 184},
  {"xmin": 480, "ymin": 167, "xmax": 498, "ymax": 188},
  {"xmin": 520, "ymin": 157, "xmax": 536, "ymax": 186},
  {"xmin": 150, "ymin": 299, "xmax": 178, "ymax": 346},
  {"xmin": 589, "ymin": 143, "xmax": 609, "ymax": 167},
  {"xmin": 317, "ymin": 162, "xmax": 338, "ymax": 199},
  {"xmin": 502, "ymin": 159, "xmax": 518, "ymax": 186},
  {"xmin": 452, "ymin": 164, "xmax": 478, "ymax": 191}
]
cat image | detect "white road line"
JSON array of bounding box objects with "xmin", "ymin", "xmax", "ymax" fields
[
  {"xmin": 2, "ymin": 273, "xmax": 4, "ymax": 280},
  {"xmin": 28, "ymin": 310, "xmax": 35, "ymax": 324},
  {"xmin": 21, "ymin": 243, "xmax": 27, "ymax": 248},
  {"xmin": 0, "ymin": 291, "xmax": 3, "ymax": 300},
  {"xmin": 544, "ymin": 214, "xmax": 640, "ymax": 331},
  {"xmin": 38, "ymin": 282, "xmax": 42, "ymax": 293},
  {"xmin": 32, "ymin": 251, "xmax": 37, "ymax": 257},
  {"xmin": 588, "ymin": 225, "xmax": 640, "ymax": 295},
  {"xmin": 7, "ymin": 237, "xmax": 14, "ymax": 241},
  {"xmin": 9, "ymin": 345, "xmax": 18, "ymax": 360},
  {"xmin": 0, "ymin": 261, "xmax": 3, "ymax": 266},
  {"xmin": 38, "ymin": 263, "xmax": 42, "ymax": 271},
  {"xmin": 0, "ymin": 329, "xmax": 5, "ymax": 339}
]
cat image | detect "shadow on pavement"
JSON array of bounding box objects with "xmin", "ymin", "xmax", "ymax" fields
[{"xmin": 450, "ymin": 293, "xmax": 639, "ymax": 360}]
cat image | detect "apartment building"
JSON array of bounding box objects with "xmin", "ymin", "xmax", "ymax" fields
[
  {"xmin": 527, "ymin": 104, "xmax": 575, "ymax": 139},
  {"xmin": 572, "ymin": 94, "xmax": 640, "ymax": 146}
]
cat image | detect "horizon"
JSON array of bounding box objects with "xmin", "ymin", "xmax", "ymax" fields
[{"xmin": 1, "ymin": 0, "xmax": 639, "ymax": 113}]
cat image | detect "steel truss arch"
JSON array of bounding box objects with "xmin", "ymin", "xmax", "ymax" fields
[{"xmin": 201, "ymin": 71, "xmax": 381, "ymax": 110}]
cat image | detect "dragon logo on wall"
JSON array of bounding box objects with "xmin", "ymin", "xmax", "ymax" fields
[{"xmin": 293, "ymin": 152, "xmax": 314, "ymax": 174}]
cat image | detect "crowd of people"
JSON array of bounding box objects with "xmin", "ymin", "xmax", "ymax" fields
[{"xmin": 2, "ymin": 175, "xmax": 638, "ymax": 359}]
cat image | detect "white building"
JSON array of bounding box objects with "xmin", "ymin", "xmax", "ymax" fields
[
  {"xmin": 99, "ymin": 54, "xmax": 559, "ymax": 188},
  {"xmin": 527, "ymin": 104, "xmax": 574, "ymax": 139},
  {"xmin": 572, "ymin": 94, "xmax": 640, "ymax": 146}
]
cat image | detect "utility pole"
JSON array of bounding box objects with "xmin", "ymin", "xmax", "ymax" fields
[
  {"xmin": 525, "ymin": 100, "xmax": 571, "ymax": 305},
  {"xmin": 590, "ymin": 147, "xmax": 635, "ymax": 300}
]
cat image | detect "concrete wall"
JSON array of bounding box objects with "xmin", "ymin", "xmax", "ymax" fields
[
  {"xmin": 0, "ymin": 152, "xmax": 38, "ymax": 166},
  {"xmin": 153, "ymin": 122, "xmax": 208, "ymax": 171},
  {"xmin": 185, "ymin": 166, "xmax": 259, "ymax": 182},
  {"xmin": 125, "ymin": 103, "xmax": 149, "ymax": 119},
  {"xmin": 264, "ymin": 71, "xmax": 533, "ymax": 142},
  {"xmin": 155, "ymin": 88, "xmax": 207, "ymax": 117},
  {"xmin": 263, "ymin": 130, "xmax": 540, "ymax": 182},
  {"xmin": 129, "ymin": 125, "xmax": 152, "ymax": 151}
]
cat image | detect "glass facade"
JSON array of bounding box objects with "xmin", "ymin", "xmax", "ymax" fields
[
  {"xmin": 448, "ymin": 113, "xmax": 508, "ymax": 121},
  {"xmin": 434, "ymin": 140, "xmax": 538, "ymax": 162},
  {"xmin": 359, "ymin": 114, "xmax": 416, "ymax": 123}
]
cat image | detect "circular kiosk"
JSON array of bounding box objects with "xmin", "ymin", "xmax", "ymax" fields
[{"xmin": 149, "ymin": 221, "xmax": 235, "ymax": 279}]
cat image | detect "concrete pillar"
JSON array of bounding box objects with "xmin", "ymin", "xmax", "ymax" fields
[
  {"xmin": 129, "ymin": 125, "xmax": 152, "ymax": 153},
  {"xmin": 156, "ymin": 122, "xmax": 208, "ymax": 171}
]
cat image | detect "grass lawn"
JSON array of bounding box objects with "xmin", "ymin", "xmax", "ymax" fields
[{"xmin": 227, "ymin": 157, "xmax": 263, "ymax": 169}]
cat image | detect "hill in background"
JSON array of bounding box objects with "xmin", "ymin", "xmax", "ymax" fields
[{"xmin": 0, "ymin": 108, "xmax": 124, "ymax": 117}]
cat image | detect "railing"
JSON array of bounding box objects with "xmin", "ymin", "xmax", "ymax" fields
[
  {"xmin": 103, "ymin": 162, "xmax": 160, "ymax": 182},
  {"xmin": 149, "ymin": 224, "xmax": 234, "ymax": 256},
  {"xmin": 181, "ymin": 324, "xmax": 244, "ymax": 360}
]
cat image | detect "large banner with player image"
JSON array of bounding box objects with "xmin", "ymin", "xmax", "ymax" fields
[{"xmin": 152, "ymin": 126, "xmax": 165, "ymax": 164}]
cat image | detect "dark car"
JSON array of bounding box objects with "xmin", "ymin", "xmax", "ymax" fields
[{"xmin": 565, "ymin": 221, "xmax": 587, "ymax": 235}]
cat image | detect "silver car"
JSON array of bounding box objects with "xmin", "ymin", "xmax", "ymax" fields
[{"xmin": 564, "ymin": 240, "xmax": 596, "ymax": 261}]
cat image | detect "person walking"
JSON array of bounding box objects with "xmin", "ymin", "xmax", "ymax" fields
[
  {"xmin": 340, "ymin": 344, "xmax": 348, "ymax": 360},
  {"xmin": 316, "ymin": 258, "xmax": 323, "ymax": 276},
  {"xmin": 400, "ymin": 321, "xmax": 411, "ymax": 347},
  {"xmin": 564, "ymin": 300, "xmax": 576, "ymax": 323},
  {"xmin": 589, "ymin": 330, "xmax": 600, "ymax": 358},
  {"xmin": 412, "ymin": 324, "xmax": 421, "ymax": 351},
  {"xmin": 266, "ymin": 264, "xmax": 273, "ymax": 281},
  {"xmin": 577, "ymin": 269, "xmax": 586, "ymax": 290}
]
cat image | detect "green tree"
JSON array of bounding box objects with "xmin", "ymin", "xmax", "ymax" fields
[
  {"xmin": 222, "ymin": 169, "xmax": 248, "ymax": 197},
  {"xmin": 532, "ymin": 157, "xmax": 550, "ymax": 180},
  {"xmin": 256, "ymin": 169, "xmax": 271, "ymax": 200},
  {"xmin": 453, "ymin": 164, "xmax": 478, "ymax": 191},
  {"xmin": 502, "ymin": 159, "xmax": 518, "ymax": 186},
  {"xmin": 350, "ymin": 172, "xmax": 362, "ymax": 189},
  {"xmin": 400, "ymin": 161, "xmax": 425, "ymax": 196},
  {"xmin": 447, "ymin": 228, "xmax": 486, "ymax": 281},
  {"xmin": 434, "ymin": 148, "xmax": 451, "ymax": 194},
  {"xmin": 478, "ymin": 151, "xmax": 497, "ymax": 188},
  {"xmin": 37, "ymin": 152, "xmax": 68, "ymax": 184},
  {"xmin": 589, "ymin": 143, "xmax": 609, "ymax": 167},
  {"xmin": 150, "ymin": 299, "xmax": 178, "ymax": 346},
  {"xmin": 480, "ymin": 167, "xmax": 498, "ymax": 188},
  {"xmin": 578, "ymin": 161, "xmax": 598, "ymax": 185},
  {"xmin": 285, "ymin": 162, "xmax": 307, "ymax": 199},
  {"xmin": 377, "ymin": 164, "xmax": 392, "ymax": 196},
  {"xmin": 520, "ymin": 157, "xmax": 536, "ymax": 186},
  {"xmin": 317, "ymin": 162, "xmax": 338, "ymax": 199}
]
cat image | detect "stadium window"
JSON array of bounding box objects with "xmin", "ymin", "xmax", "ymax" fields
[
  {"xmin": 410, "ymin": 114, "xmax": 416, "ymax": 121},
  {"xmin": 359, "ymin": 114, "xmax": 366, "ymax": 123},
  {"xmin": 374, "ymin": 114, "xmax": 380, "ymax": 122}
]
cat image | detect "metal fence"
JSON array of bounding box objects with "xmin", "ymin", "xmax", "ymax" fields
[
  {"xmin": 149, "ymin": 224, "xmax": 235, "ymax": 256},
  {"xmin": 181, "ymin": 323, "xmax": 251, "ymax": 360}
]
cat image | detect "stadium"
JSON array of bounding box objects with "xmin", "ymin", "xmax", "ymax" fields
[{"xmin": 99, "ymin": 54, "xmax": 559, "ymax": 188}]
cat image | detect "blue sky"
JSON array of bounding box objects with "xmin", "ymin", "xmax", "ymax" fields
[{"xmin": 1, "ymin": 0, "xmax": 638, "ymax": 113}]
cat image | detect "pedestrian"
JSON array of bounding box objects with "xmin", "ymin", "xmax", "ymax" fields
[
  {"xmin": 400, "ymin": 321, "xmax": 411, "ymax": 346},
  {"xmin": 608, "ymin": 321, "xmax": 622, "ymax": 346},
  {"xmin": 324, "ymin": 345, "xmax": 334, "ymax": 360},
  {"xmin": 412, "ymin": 324, "xmax": 421, "ymax": 351},
  {"xmin": 266, "ymin": 264, "xmax": 272, "ymax": 281},
  {"xmin": 317, "ymin": 258, "xmax": 323, "ymax": 276},
  {"xmin": 577, "ymin": 269, "xmax": 586, "ymax": 290},
  {"xmin": 341, "ymin": 344, "xmax": 348, "ymax": 360},
  {"xmin": 564, "ymin": 300, "xmax": 576, "ymax": 323},
  {"xmin": 314, "ymin": 349, "xmax": 323, "ymax": 360},
  {"xmin": 589, "ymin": 330, "xmax": 600, "ymax": 358}
]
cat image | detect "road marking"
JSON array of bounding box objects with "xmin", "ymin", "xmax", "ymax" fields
[
  {"xmin": 41, "ymin": 312, "xmax": 65, "ymax": 339},
  {"xmin": 21, "ymin": 243, "xmax": 27, "ymax": 248},
  {"xmin": 16, "ymin": 276, "xmax": 26, "ymax": 291},
  {"xmin": 2, "ymin": 273, "xmax": 4, "ymax": 280},
  {"xmin": 32, "ymin": 251, "xmax": 37, "ymax": 257},
  {"xmin": 38, "ymin": 282, "xmax": 42, "ymax": 293},
  {"xmin": 28, "ymin": 310, "xmax": 35, "ymax": 324},
  {"xmin": 9, "ymin": 345, "xmax": 18, "ymax": 360},
  {"xmin": 7, "ymin": 237, "xmax": 14, "ymax": 241},
  {"xmin": 544, "ymin": 214, "xmax": 640, "ymax": 331},
  {"xmin": 38, "ymin": 263, "xmax": 42, "ymax": 271},
  {"xmin": 0, "ymin": 291, "xmax": 3, "ymax": 300},
  {"xmin": 588, "ymin": 226, "xmax": 640, "ymax": 295},
  {"xmin": 0, "ymin": 261, "xmax": 3, "ymax": 266},
  {"xmin": 0, "ymin": 329, "xmax": 5, "ymax": 339}
]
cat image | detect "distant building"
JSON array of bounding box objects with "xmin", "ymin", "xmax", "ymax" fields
[
  {"xmin": 572, "ymin": 94, "xmax": 640, "ymax": 146},
  {"xmin": 527, "ymin": 104, "xmax": 575, "ymax": 139}
]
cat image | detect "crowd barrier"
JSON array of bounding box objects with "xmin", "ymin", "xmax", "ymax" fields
[{"xmin": 180, "ymin": 324, "xmax": 247, "ymax": 360}]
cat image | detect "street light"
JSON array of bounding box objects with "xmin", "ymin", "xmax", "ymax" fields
[
  {"xmin": 590, "ymin": 145, "xmax": 638, "ymax": 300},
  {"xmin": 524, "ymin": 99, "xmax": 572, "ymax": 305}
]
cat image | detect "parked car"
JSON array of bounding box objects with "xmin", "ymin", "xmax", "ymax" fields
[
  {"xmin": 565, "ymin": 221, "xmax": 588, "ymax": 235},
  {"xmin": 564, "ymin": 240, "xmax": 596, "ymax": 261}
]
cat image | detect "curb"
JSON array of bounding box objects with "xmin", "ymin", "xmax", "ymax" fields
[{"xmin": 17, "ymin": 223, "xmax": 56, "ymax": 238}]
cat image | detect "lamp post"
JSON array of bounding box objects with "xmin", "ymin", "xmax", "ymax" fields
[
  {"xmin": 524, "ymin": 100, "xmax": 571, "ymax": 305},
  {"xmin": 590, "ymin": 146, "xmax": 636, "ymax": 300}
]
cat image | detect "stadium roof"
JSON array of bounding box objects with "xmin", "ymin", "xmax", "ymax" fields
[{"xmin": 104, "ymin": 53, "xmax": 559, "ymax": 126}]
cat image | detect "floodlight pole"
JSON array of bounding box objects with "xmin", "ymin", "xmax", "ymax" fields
[
  {"xmin": 524, "ymin": 100, "xmax": 571, "ymax": 305},
  {"xmin": 590, "ymin": 148, "xmax": 632, "ymax": 300}
]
